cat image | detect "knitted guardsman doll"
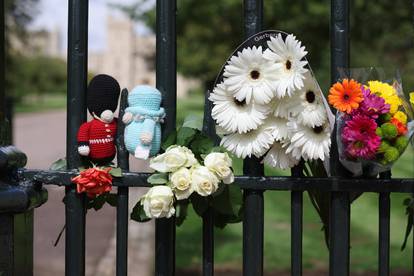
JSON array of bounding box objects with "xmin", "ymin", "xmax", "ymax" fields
[
  {"xmin": 77, "ymin": 74, "xmax": 121, "ymax": 165},
  {"xmin": 123, "ymin": 85, "xmax": 165, "ymax": 160}
]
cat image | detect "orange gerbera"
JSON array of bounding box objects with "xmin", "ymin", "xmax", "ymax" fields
[
  {"xmin": 390, "ymin": 117, "xmax": 407, "ymax": 136},
  {"xmin": 328, "ymin": 79, "xmax": 364, "ymax": 113}
]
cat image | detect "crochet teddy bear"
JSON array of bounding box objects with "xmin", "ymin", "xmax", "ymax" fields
[
  {"xmin": 77, "ymin": 74, "xmax": 120, "ymax": 165},
  {"xmin": 123, "ymin": 85, "xmax": 165, "ymax": 160}
]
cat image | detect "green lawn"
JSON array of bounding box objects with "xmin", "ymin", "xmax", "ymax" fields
[{"xmin": 14, "ymin": 94, "xmax": 67, "ymax": 113}]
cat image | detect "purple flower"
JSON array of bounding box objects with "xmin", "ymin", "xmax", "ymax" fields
[{"xmin": 351, "ymin": 86, "xmax": 390, "ymax": 118}]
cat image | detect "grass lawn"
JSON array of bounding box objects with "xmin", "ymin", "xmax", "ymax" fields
[
  {"xmin": 14, "ymin": 94, "xmax": 67, "ymax": 113},
  {"xmin": 175, "ymin": 91, "xmax": 414, "ymax": 272}
]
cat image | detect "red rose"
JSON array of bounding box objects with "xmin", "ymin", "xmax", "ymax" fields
[{"xmin": 72, "ymin": 167, "xmax": 113, "ymax": 198}]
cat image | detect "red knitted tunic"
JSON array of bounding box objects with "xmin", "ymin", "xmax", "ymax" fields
[{"xmin": 77, "ymin": 119, "xmax": 117, "ymax": 160}]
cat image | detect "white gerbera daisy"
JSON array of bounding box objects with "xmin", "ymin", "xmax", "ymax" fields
[
  {"xmin": 296, "ymin": 72, "xmax": 327, "ymax": 127},
  {"xmin": 270, "ymin": 116, "xmax": 291, "ymax": 141},
  {"xmin": 220, "ymin": 121, "xmax": 276, "ymax": 158},
  {"xmin": 263, "ymin": 33, "xmax": 308, "ymax": 98},
  {"xmin": 263, "ymin": 142, "xmax": 300, "ymax": 169},
  {"xmin": 272, "ymin": 94, "xmax": 302, "ymax": 119},
  {"xmin": 223, "ymin": 46, "xmax": 280, "ymax": 104},
  {"xmin": 209, "ymin": 82, "xmax": 271, "ymax": 134},
  {"xmin": 285, "ymin": 121, "xmax": 331, "ymax": 161}
]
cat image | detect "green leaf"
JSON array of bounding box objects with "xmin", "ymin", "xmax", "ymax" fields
[
  {"xmin": 147, "ymin": 173, "xmax": 168, "ymax": 185},
  {"xmin": 50, "ymin": 158, "xmax": 67, "ymax": 171},
  {"xmin": 161, "ymin": 129, "xmax": 177, "ymax": 151},
  {"xmin": 87, "ymin": 194, "xmax": 107, "ymax": 211},
  {"xmin": 106, "ymin": 193, "xmax": 118, "ymax": 207},
  {"xmin": 176, "ymin": 127, "xmax": 197, "ymax": 146},
  {"xmin": 401, "ymin": 197, "xmax": 414, "ymax": 251},
  {"xmin": 190, "ymin": 193, "xmax": 209, "ymax": 217},
  {"xmin": 211, "ymin": 185, "xmax": 243, "ymax": 217},
  {"xmin": 182, "ymin": 114, "xmax": 203, "ymax": 130},
  {"xmin": 175, "ymin": 201, "xmax": 189, "ymax": 226},
  {"xmin": 131, "ymin": 201, "xmax": 151, "ymax": 222},
  {"xmin": 190, "ymin": 134, "xmax": 214, "ymax": 157},
  {"xmin": 109, "ymin": 167, "xmax": 122, "ymax": 177}
]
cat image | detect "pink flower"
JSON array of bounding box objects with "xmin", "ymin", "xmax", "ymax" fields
[
  {"xmin": 345, "ymin": 136, "xmax": 381, "ymax": 159},
  {"xmin": 341, "ymin": 115, "xmax": 380, "ymax": 159}
]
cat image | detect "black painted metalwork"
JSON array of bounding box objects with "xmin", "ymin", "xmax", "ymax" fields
[
  {"xmin": 0, "ymin": 146, "xmax": 47, "ymax": 276},
  {"xmin": 379, "ymin": 171, "xmax": 391, "ymax": 276},
  {"xmin": 291, "ymin": 165, "xmax": 303, "ymax": 275},
  {"xmin": 0, "ymin": 0, "xmax": 4, "ymax": 124},
  {"xmin": 116, "ymin": 89, "xmax": 130, "ymax": 276},
  {"xmin": 329, "ymin": 0, "xmax": 350, "ymax": 275},
  {"xmin": 66, "ymin": 0, "xmax": 89, "ymax": 275},
  {"xmin": 242, "ymin": 1, "xmax": 264, "ymax": 275},
  {"xmin": 202, "ymin": 208, "xmax": 214, "ymax": 276},
  {"xmin": 155, "ymin": 0, "xmax": 177, "ymax": 275}
]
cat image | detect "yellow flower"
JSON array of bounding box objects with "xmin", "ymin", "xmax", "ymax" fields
[
  {"xmin": 368, "ymin": 81, "xmax": 402, "ymax": 114},
  {"xmin": 410, "ymin": 92, "xmax": 414, "ymax": 106},
  {"xmin": 393, "ymin": 111, "xmax": 407, "ymax": 124}
]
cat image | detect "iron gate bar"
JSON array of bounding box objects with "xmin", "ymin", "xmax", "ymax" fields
[
  {"xmin": 155, "ymin": 0, "xmax": 177, "ymax": 275},
  {"xmin": 66, "ymin": 0, "xmax": 89, "ymax": 275},
  {"xmin": 379, "ymin": 171, "xmax": 391, "ymax": 276},
  {"xmin": 0, "ymin": 0, "xmax": 4, "ymax": 124},
  {"xmin": 329, "ymin": 0, "xmax": 350, "ymax": 274},
  {"xmin": 116, "ymin": 89, "xmax": 130, "ymax": 276},
  {"xmin": 242, "ymin": 0, "xmax": 264, "ymax": 275},
  {"xmin": 291, "ymin": 165, "xmax": 304, "ymax": 276},
  {"xmin": 201, "ymin": 58, "xmax": 218, "ymax": 276},
  {"xmin": 378, "ymin": 192, "xmax": 390, "ymax": 276}
]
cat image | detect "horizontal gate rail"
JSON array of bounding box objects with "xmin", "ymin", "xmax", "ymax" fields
[{"xmin": 21, "ymin": 170, "xmax": 414, "ymax": 192}]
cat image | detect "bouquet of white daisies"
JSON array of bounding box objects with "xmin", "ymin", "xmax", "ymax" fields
[{"xmin": 209, "ymin": 30, "xmax": 334, "ymax": 169}]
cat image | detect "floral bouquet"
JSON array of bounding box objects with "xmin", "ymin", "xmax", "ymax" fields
[
  {"xmin": 328, "ymin": 73, "xmax": 414, "ymax": 176},
  {"xmin": 209, "ymin": 30, "xmax": 334, "ymax": 169},
  {"xmin": 131, "ymin": 116, "xmax": 243, "ymax": 228}
]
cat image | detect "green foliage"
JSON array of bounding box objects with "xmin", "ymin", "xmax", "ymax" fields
[
  {"xmin": 401, "ymin": 196, "xmax": 414, "ymax": 251},
  {"xmin": 147, "ymin": 173, "xmax": 168, "ymax": 185},
  {"xmin": 87, "ymin": 192, "xmax": 118, "ymax": 211},
  {"xmin": 108, "ymin": 167, "xmax": 123, "ymax": 177},
  {"xmin": 117, "ymin": 0, "xmax": 414, "ymax": 93},
  {"xmin": 7, "ymin": 55, "xmax": 67, "ymax": 102},
  {"xmin": 130, "ymin": 200, "xmax": 151, "ymax": 222}
]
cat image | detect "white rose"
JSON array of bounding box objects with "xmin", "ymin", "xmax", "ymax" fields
[
  {"xmin": 170, "ymin": 167, "xmax": 193, "ymax": 200},
  {"xmin": 192, "ymin": 166, "xmax": 219, "ymax": 196},
  {"xmin": 204, "ymin": 152, "xmax": 234, "ymax": 184},
  {"xmin": 142, "ymin": 186, "xmax": 175, "ymax": 218},
  {"xmin": 150, "ymin": 145, "xmax": 198, "ymax": 173}
]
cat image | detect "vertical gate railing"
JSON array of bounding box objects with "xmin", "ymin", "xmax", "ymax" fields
[{"xmin": 1, "ymin": 0, "xmax": 414, "ymax": 276}]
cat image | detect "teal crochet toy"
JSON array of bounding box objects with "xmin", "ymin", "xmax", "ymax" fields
[{"xmin": 123, "ymin": 85, "xmax": 165, "ymax": 160}]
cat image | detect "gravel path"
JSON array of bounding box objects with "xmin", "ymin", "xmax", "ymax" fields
[{"xmin": 14, "ymin": 110, "xmax": 154, "ymax": 276}]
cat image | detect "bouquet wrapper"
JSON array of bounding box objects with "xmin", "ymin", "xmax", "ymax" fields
[{"xmin": 335, "ymin": 68, "xmax": 414, "ymax": 177}]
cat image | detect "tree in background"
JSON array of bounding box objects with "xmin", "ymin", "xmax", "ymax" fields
[
  {"xmin": 114, "ymin": 0, "xmax": 414, "ymax": 93},
  {"xmin": 6, "ymin": 0, "xmax": 68, "ymax": 103}
]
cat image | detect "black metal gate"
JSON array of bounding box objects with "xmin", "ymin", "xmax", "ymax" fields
[{"xmin": 1, "ymin": 0, "xmax": 414, "ymax": 276}]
